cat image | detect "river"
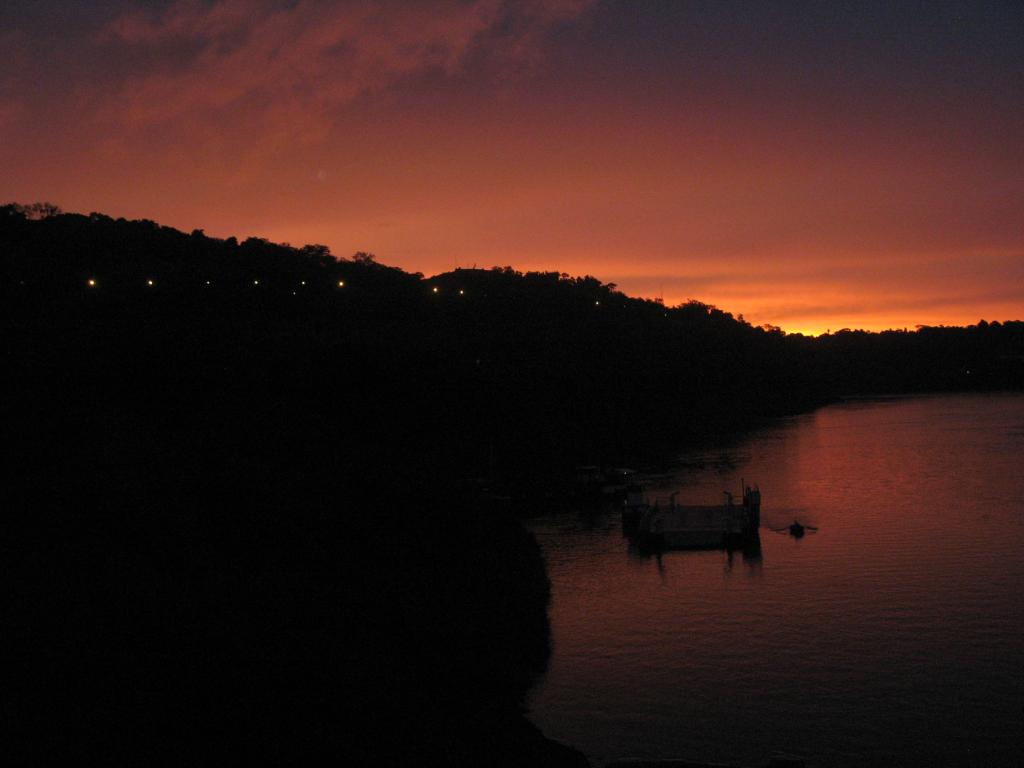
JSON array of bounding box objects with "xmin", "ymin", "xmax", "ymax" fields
[{"xmin": 526, "ymin": 393, "xmax": 1024, "ymax": 767}]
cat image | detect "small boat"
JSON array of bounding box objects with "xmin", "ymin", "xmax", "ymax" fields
[
  {"xmin": 574, "ymin": 466, "xmax": 638, "ymax": 501},
  {"xmin": 769, "ymin": 519, "xmax": 818, "ymax": 537}
]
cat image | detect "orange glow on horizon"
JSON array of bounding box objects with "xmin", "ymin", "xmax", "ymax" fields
[{"xmin": 2, "ymin": 2, "xmax": 1021, "ymax": 332}]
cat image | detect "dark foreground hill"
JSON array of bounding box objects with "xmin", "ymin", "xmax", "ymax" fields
[{"xmin": 4, "ymin": 203, "xmax": 1022, "ymax": 763}]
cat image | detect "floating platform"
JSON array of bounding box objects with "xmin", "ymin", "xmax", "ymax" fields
[{"xmin": 628, "ymin": 485, "xmax": 760, "ymax": 551}]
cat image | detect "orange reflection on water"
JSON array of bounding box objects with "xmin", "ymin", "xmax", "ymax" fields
[{"xmin": 528, "ymin": 394, "xmax": 1024, "ymax": 768}]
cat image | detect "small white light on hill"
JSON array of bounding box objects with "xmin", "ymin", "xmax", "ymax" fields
[
  {"xmin": 301, "ymin": 281, "xmax": 306, "ymax": 286},
  {"xmin": 433, "ymin": 286, "xmax": 439, "ymax": 293},
  {"xmin": 87, "ymin": 278, "xmax": 96, "ymax": 287},
  {"xmin": 595, "ymin": 300, "xmax": 600, "ymax": 306},
  {"xmin": 459, "ymin": 289, "xmax": 464, "ymax": 295},
  {"xmin": 147, "ymin": 279, "xmax": 154, "ymax": 286},
  {"xmin": 338, "ymin": 280, "xmax": 345, "ymax": 287},
  {"xmin": 254, "ymin": 279, "xmax": 260, "ymax": 285}
]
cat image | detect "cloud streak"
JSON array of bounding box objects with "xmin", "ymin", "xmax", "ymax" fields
[{"xmin": 94, "ymin": 0, "xmax": 592, "ymax": 140}]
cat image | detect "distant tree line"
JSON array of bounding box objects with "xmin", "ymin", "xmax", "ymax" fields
[{"xmin": 4, "ymin": 201, "xmax": 1022, "ymax": 483}]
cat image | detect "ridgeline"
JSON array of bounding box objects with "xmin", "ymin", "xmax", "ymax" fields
[
  {"xmin": 6, "ymin": 203, "xmax": 1021, "ymax": 484},
  {"xmin": 5, "ymin": 202, "xmax": 1023, "ymax": 764}
]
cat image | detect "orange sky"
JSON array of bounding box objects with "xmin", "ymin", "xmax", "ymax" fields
[{"xmin": 2, "ymin": 0, "xmax": 1022, "ymax": 335}]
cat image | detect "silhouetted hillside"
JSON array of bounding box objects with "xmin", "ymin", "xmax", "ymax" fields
[
  {"xmin": 4, "ymin": 202, "xmax": 1022, "ymax": 763},
  {"xmin": 5, "ymin": 202, "xmax": 1021, "ymax": 477},
  {"xmin": 3, "ymin": 203, "xmax": 591, "ymax": 764}
]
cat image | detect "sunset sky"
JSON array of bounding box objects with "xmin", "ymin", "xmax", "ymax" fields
[{"xmin": 2, "ymin": 0, "xmax": 1021, "ymax": 334}]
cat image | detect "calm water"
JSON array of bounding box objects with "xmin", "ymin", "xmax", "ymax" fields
[{"xmin": 526, "ymin": 394, "xmax": 1024, "ymax": 767}]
